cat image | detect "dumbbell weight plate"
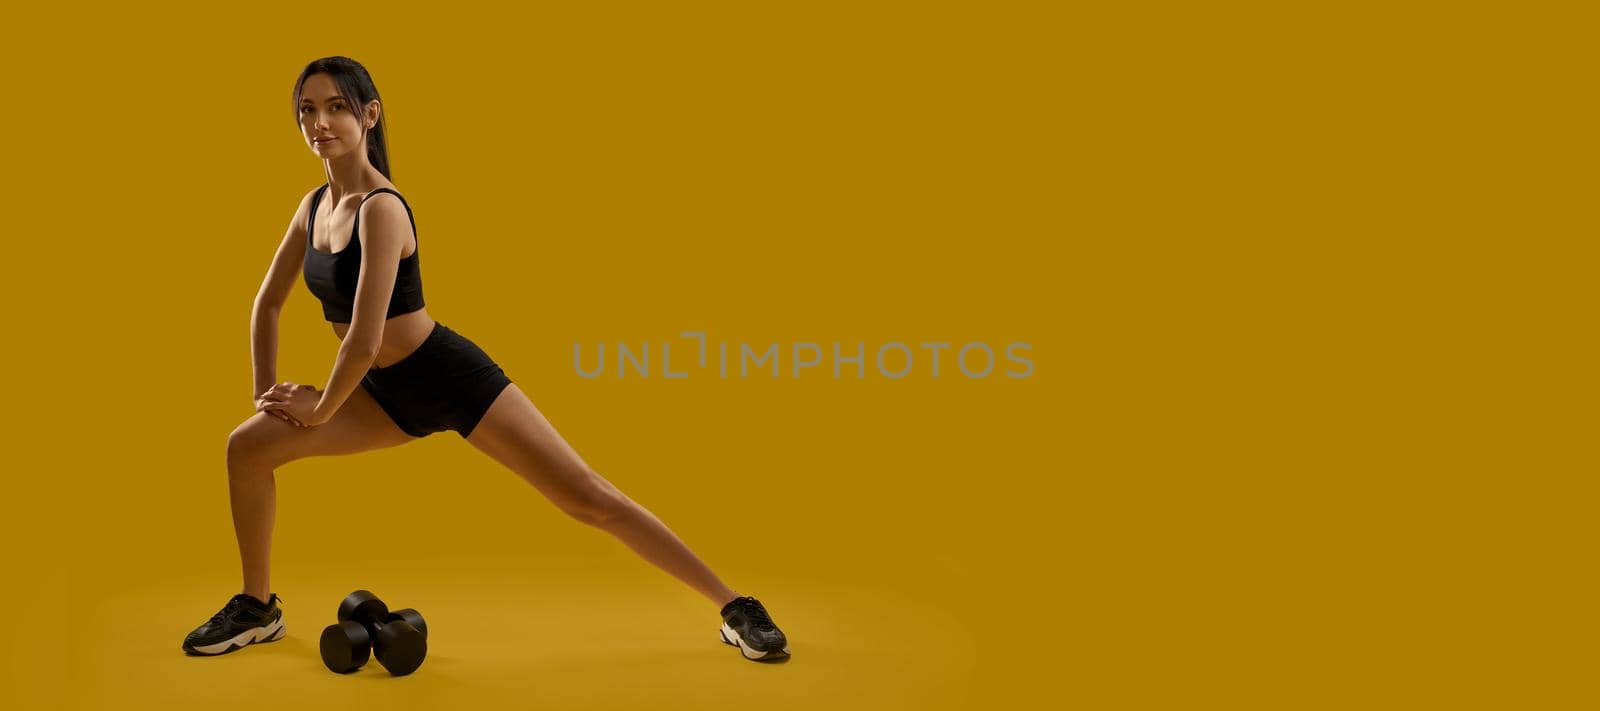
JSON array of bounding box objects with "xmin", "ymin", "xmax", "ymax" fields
[
  {"xmin": 373, "ymin": 618, "xmax": 427, "ymax": 676},
  {"xmin": 337, "ymin": 590, "xmax": 389, "ymax": 625},
  {"xmin": 388, "ymin": 608, "xmax": 428, "ymax": 639},
  {"xmin": 320, "ymin": 620, "xmax": 371, "ymax": 674}
]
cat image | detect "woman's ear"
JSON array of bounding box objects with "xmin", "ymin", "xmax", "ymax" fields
[{"xmin": 366, "ymin": 100, "xmax": 381, "ymax": 129}]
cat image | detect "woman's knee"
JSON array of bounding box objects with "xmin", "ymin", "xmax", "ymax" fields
[
  {"xmin": 227, "ymin": 413, "xmax": 291, "ymax": 470},
  {"xmin": 560, "ymin": 471, "xmax": 631, "ymax": 526}
]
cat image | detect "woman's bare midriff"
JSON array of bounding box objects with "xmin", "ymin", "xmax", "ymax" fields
[{"xmin": 332, "ymin": 308, "xmax": 436, "ymax": 368}]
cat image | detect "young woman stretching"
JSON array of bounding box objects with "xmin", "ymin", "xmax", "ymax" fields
[{"xmin": 181, "ymin": 56, "xmax": 789, "ymax": 663}]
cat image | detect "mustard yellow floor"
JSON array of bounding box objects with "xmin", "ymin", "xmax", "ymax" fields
[{"xmin": 33, "ymin": 572, "xmax": 980, "ymax": 710}]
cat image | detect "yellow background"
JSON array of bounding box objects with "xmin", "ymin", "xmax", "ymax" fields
[{"xmin": 1, "ymin": 2, "xmax": 1587, "ymax": 709}]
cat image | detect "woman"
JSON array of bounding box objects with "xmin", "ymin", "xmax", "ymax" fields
[{"xmin": 181, "ymin": 56, "xmax": 789, "ymax": 663}]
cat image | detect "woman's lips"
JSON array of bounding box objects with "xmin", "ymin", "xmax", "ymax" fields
[{"xmin": 314, "ymin": 138, "xmax": 337, "ymax": 144}]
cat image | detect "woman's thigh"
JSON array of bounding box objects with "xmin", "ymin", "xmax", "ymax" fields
[
  {"xmin": 228, "ymin": 383, "xmax": 420, "ymax": 469},
  {"xmin": 464, "ymin": 384, "xmax": 621, "ymax": 518}
]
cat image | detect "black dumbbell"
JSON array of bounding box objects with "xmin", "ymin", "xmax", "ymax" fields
[{"xmin": 319, "ymin": 590, "xmax": 429, "ymax": 675}]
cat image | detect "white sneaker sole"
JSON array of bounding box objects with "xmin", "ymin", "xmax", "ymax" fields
[
  {"xmin": 186, "ymin": 617, "xmax": 286, "ymax": 656},
  {"xmin": 720, "ymin": 622, "xmax": 790, "ymax": 660}
]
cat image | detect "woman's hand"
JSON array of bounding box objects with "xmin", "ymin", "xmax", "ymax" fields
[
  {"xmin": 255, "ymin": 382, "xmax": 303, "ymax": 427},
  {"xmin": 256, "ymin": 381, "xmax": 322, "ymax": 428}
]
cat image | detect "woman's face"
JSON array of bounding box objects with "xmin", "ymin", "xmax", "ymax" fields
[{"xmin": 298, "ymin": 72, "xmax": 377, "ymax": 159}]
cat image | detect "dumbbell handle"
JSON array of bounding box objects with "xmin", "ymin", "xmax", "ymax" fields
[{"xmin": 348, "ymin": 607, "xmax": 428, "ymax": 639}]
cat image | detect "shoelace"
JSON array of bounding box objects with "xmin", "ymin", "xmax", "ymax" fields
[
  {"xmin": 737, "ymin": 598, "xmax": 774, "ymax": 628},
  {"xmin": 206, "ymin": 595, "xmax": 250, "ymax": 627},
  {"xmin": 207, "ymin": 594, "xmax": 280, "ymax": 627}
]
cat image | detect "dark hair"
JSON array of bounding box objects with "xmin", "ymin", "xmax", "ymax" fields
[{"xmin": 292, "ymin": 56, "xmax": 392, "ymax": 179}]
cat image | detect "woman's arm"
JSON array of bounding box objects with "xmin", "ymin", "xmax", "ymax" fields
[
  {"xmin": 306, "ymin": 193, "xmax": 411, "ymax": 425},
  {"xmin": 250, "ymin": 303, "xmax": 282, "ymax": 399},
  {"xmin": 251, "ymin": 189, "xmax": 318, "ymax": 400}
]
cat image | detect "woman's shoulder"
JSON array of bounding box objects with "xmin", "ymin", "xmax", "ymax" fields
[
  {"xmin": 364, "ymin": 181, "xmax": 403, "ymax": 197},
  {"xmin": 290, "ymin": 184, "xmax": 326, "ymax": 225},
  {"xmin": 359, "ymin": 183, "xmax": 412, "ymax": 213},
  {"xmin": 297, "ymin": 183, "xmax": 329, "ymax": 210}
]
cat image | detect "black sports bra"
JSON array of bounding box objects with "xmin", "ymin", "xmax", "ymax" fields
[{"xmin": 302, "ymin": 185, "xmax": 426, "ymax": 324}]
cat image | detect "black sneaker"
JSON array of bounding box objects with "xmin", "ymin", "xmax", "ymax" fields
[
  {"xmin": 719, "ymin": 595, "xmax": 790, "ymax": 660},
  {"xmin": 182, "ymin": 593, "xmax": 286, "ymax": 656}
]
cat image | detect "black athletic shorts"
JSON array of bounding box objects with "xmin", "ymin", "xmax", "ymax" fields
[{"xmin": 359, "ymin": 322, "xmax": 513, "ymax": 439}]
